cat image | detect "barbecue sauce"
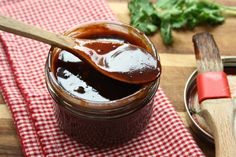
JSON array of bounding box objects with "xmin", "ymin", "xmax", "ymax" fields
[
  {"xmin": 55, "ymin": 51, "xmax": 141, "ymax": 101},
  {"xmin": 53, "ymin": 25, "xmax": 160, "ymax": 101}
]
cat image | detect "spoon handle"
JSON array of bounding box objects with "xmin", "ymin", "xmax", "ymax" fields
[
  {"xmin": 201, "ymin": 98, "xmax": 236, "ymax": 157},
  {"xmin": 0, "ymin": 15, "xmax": 75, "ymax": 49}
]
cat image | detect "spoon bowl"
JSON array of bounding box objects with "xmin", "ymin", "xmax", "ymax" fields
[{"xmin": 72, "ymin": 40, "xmax": 160, "ymax": 84}]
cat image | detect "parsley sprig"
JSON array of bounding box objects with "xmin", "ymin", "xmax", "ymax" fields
[{"xmin": 128, "ymin": 0, "xmax": 236, "ymax": 45}]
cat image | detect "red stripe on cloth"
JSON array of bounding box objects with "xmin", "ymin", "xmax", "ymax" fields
[
  {"xmin": 0, "ymin": 0, "xmax": 204, "ymax": 156},
  {"xmin": 0, "ymin": 36, "xmax": 43, "ymax": 156}
]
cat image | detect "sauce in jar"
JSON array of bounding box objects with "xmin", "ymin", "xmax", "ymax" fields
[
  {"xmin": 55, "ymin": 50, "xmax": 141, "ymax": 101},
  {"xmin": 46, "ymin": 22, "xmax": 161, "ymax": 147},
  {"xmin": 52, "ymin": 24, "xmax": 160, "ymax": 101}
]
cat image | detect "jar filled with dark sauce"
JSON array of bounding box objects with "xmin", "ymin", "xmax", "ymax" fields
[{"xmin": 45, "ymin": 21, "xmax": 161, "ymax": 147}]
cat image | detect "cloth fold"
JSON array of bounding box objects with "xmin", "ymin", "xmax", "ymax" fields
[{"xmin": 0, "ymin": 0, "xmax": 204, "ymax": 156}]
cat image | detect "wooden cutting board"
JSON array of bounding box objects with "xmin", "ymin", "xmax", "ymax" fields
[{"xmin": 1, "ymin": 0, "xmax": 236, "ymax": 156}]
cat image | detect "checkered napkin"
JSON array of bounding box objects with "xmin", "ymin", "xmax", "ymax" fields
[{"xmin": 0, "ymin": 0, "xmax": 204, "ymax": 156}]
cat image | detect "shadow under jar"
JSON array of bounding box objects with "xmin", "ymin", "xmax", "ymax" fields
[{"xmin": 45, "ymin": 21, "xmax": 161, "ymax": 148}]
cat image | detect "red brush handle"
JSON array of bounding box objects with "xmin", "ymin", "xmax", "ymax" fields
[{"xmin": 197, "ymin": 71, "xmax": 231, "ymax": 103}]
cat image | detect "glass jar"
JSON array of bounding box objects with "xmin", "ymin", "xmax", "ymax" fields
[{"xmin": 45, "ymin": 21, "xmax": 161, "ymax": 147}]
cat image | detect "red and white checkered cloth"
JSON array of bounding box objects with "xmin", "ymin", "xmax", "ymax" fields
[{"xmin": 0, "ymin": 0, "xmax": 204, "ymax": 156}]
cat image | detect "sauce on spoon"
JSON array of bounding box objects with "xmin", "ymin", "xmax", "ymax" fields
[{"xmin": 72, "ymin": 40, "xmax": 160, "ymax": 84}]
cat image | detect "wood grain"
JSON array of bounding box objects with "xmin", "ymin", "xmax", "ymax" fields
[
  {"xmin": 1, "ymin": 0, "xmax": 236, "ymax": 156},
  {"xmin": 201, "ymin": 99, "xmax": 236, "ymax": 157},
  {"xmin": 0, "ymin": 15, "xmax": 75, "ymax": 50}
]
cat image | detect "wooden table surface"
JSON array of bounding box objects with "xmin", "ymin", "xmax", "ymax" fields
[{"xmin": 1, "ymin": 0, "xmax": 236, "ymax": 156}]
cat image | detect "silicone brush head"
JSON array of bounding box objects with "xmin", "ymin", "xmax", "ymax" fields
[{"xmin": 192, "ymin": 32, "xmax": 230, "ymax": 103}]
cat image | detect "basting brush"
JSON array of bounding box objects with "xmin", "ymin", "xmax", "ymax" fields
[{"xmin": 193, "ymin": 32, "xmax": 236, "ymax": 157}]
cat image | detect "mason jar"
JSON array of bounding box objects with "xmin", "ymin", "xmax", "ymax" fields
[{"xmin": 45, "ymin": 21, "xmax": 161, "ymax": 147}]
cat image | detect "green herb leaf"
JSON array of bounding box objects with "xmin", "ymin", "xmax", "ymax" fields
[
  {"xmin": 128, "ymin": 0, "xmax": 160, "ymax": 34},
  {"xmin": 128, "ymin": 0, "xmax": 236, "ymax": 45},
  {"xmin": 160, "ymin": 20, "xmax": 172, "ymax": 45}
]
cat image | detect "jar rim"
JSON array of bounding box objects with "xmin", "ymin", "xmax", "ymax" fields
[{"xmin": 45, "ymin": 21, "xmax": 160, "ymax": 111}]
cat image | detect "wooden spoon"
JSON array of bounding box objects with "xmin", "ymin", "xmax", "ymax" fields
[{"xmin": 0, "ymin": 15, "xmax": 160, "ymax": 84}]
